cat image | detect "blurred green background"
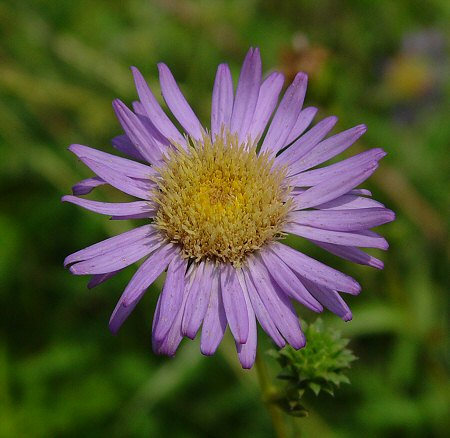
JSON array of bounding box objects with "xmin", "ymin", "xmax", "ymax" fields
[{"xmin": 0, "ymin": 0, "xmax": 449, "ymax": 437}]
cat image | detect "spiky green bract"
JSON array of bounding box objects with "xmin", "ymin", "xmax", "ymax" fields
[{"xmin": 268, "ymin": 318, "xmax": 357, "ymax": 417}]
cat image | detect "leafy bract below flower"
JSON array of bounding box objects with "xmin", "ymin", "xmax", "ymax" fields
[
  {"xmin": 63, "ymin": 48, "xmax": 394, "ymax": 369},
  {"xmin": 269, "ymin": 318, "xmax": 357, "ymax": 417}
]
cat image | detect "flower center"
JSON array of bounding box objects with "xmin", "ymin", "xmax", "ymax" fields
[{"xmin": 153, "ymin": 132, "xmax": 292, "ymax": 265}]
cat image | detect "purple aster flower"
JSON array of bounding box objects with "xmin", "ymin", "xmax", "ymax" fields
[{"xmin": 64, "ymin": 48, "xmax": 394, "ymax": 369}]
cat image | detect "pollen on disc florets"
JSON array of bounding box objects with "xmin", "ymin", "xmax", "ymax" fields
[{"xmin": 152, "ymin": 131, "xmax": 292, "ymax": 266}]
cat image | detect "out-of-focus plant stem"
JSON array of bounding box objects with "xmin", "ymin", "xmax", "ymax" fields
[{"xmin": 254, "ymin": 353, "xmax": 290, "ymax": 438}]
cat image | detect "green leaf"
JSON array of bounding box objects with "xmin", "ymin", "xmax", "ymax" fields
[{"xmin": 268, "ymin": 318, "xmax": 357, "ymax": 417}]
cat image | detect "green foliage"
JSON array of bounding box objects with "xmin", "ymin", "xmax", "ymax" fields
[{"xmin": 269, "ymin": 319, "xmax": 357, "ymax": 417}]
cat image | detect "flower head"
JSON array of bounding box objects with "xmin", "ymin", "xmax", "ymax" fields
[
  {"xmin": 63, "ymin": 48, "xmax": 394, "ymax": 368},
  {"xmin": 153, "ymin": 132, "xmax": 292, "ymax": 265}
]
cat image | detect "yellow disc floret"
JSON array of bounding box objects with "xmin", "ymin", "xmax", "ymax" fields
[{"xmin": 153, "ymin": 131, "xmax": 292, "ymax": 265}]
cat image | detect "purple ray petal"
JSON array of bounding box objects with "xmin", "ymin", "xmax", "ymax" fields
[
  {"xmin": 245, "ymin": 256, "xmax": 305, "ymax": 349},
  {"xmin": 259, "ymin": 250, "xmax": 323, "ymax": 312},
  {"xmin": 72, "ymin": 176, "xmax": 106, "ymax": 195},
  {"xmin": 131, "ymin": 66, "xmax": 186, "ymax": 146},
  {"xmin": 288, "ymin": 207, "xmax": 395, "ymax": 232},
  {"xmin": 132, "ymin": 104, "xmax": 172, "ymax": 153},
  {"xmin": 69, "ymin": 231, "xmax": 164, "ymax": 275},
  {"xmin": 152, "ymin": 253, "xmax": 188, "ymax": 342},
  {"xmin": 62, "ymin": 195, "xmax": 155, "ymax": 217},
  {"xmin": 285, "ymin": 223, "xmax": 389, "ymax": 249},
  {"xmin": 158, "ymin": 63, "xmax": 204, "ymax": 141},
  {"xmin": 229, "ymin": 47, "xmax": 262, "ymax": 142},
  {"xmin": 182, "ymin": 262, "xmax": 214, "ymax": 339},
  {"xmin": 74, "ymin": 157, "xmax": 153, "ymax": 200},
  {"xmin": 301, "ymin": 278, "xmax": 352, "ymax": 321},
  {"xmin": 152, "ymin": 291, "xmax": 162, "ymax": 334},
  {"xmin": 289, "ymin": 148, "xmax": 386, "ymax": 187},
  {"xmin": 110, "ymin": 212, "xmax": 156, "ymax": 220},
  {"xmin": 260, "ymin": 72, "xmax": 308, "ymax": 155},
  {"xmin": 132, "ymin": 100, "xmax": 145, "ymax": 114},
  {"xmin": 113, "ymin": 99, "xmax": 163, "ymax": 164},
  {"xmin": 237, "ymin": 269, "xmax": 285, "ymax": 348},
  {"xmin": 236, "ymin": 280, "xmax": 257, "ymax": 369},
  {"xmin": 64, "ymin": 224, "xmax": 155, "ymax": 267},
  {"xmin": 211, "ymin": 64, "xmax": 234, "ymax": 138},
  {"xmin": 122, "ymin": 243, "xmax": 175, "ymax": 307},
  {"xmin": 152, "ymin": 316, "xmax": 184, "ymax": 356},
  {"xmin": 130, "ymin": 177, "xmax": 158, "ymax": 191},
  {"xmin": 291, "ymin": 187, "xmax": 307, "ymax": 197},
  {"xmin": 69, "ymin": 144, "xmax": 156, "ymax": 179},
  {"xmin": 350, "ymin": 189, "xmax": 372, "ymax": 196},
  {"xmin": 290, "ymin": 124, "xmax": 367, "ymax": 174},
  {"xmin": 275, "ymin": 116, "xmax": 338, "ymax": 169},
  {"xmin": 315, "ymin": 194, "xmax": 385, "ymax": 210},
  {"xmin": 293, "ymin": 162, "xmax": 379, "ymax": 210},
  {"xmin": 311, "ymin": 240, "xmax": 384, "ymax": 269},
  {"xmin": 359, "ymin": 229, "xmax": 390, "ymax": 245},
  {"xmin": 132, "ymin": 100, "xmax": 172, "ymax": 145},
  {"xmin": 152, "ymin": 289, "xmax": 186, "ymax": 357},
  {"xmin": 220, "ymin": 264, "xmax": 249, "ymax": 344},
  {"xmin": 111, "ymin": 135, "xmax": 145, "ymax": 161},
  {"xmin": 272, "ymin": 242, "xmax": 361, "ymax": 294},
  {"xmin": 109, "ymin": 243, "xmax": 175, "ymax": 334},
  {"xmin": 247, "ymin": 71, "xmax": 285, "ymax": 142},
  {"xmin": 284, "ymin": 106, "xmax": 318, "ymax": 146},
  {"xmin": 152, "ymin": 261, "xmax": 191, "ymax": 356},
  {"xmin": 88, "ymin": 270, "xmax": 121, "ymax": 289},
  {"xmin": 200, "ymin": 269, "xmax": 227, "ymax": 356}
]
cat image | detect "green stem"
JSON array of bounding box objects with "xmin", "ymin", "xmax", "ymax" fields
[{"xmin": 255, "ymin": 353, "xmax": 288, "ymax": 438}]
